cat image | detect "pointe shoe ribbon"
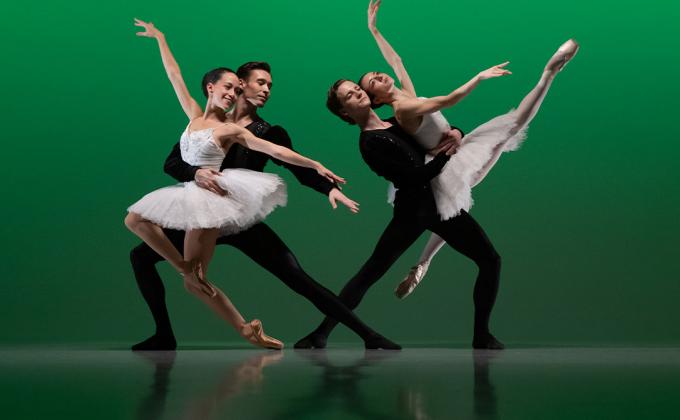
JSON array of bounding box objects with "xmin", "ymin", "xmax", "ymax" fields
[{"xmin": 181, "ymin": 261, "xmax": 216, "ymax": 298}]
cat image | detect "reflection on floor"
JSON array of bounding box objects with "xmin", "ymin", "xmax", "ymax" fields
[{"xmin": 1, "ymin": 347, "xmax": 679, "ymax": 419}]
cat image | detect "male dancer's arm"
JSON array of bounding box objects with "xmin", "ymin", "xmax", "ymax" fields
[
  {"xmin": 164, "ymin": 143, "xmax": 226, "ymax": 195},
  {"xmin": 264, "ymin": 125, "xmax": 360, "ymax": 212},
  {"xmin": 264, "ymin": 126, "xmax": 335, "ymax": 195}
]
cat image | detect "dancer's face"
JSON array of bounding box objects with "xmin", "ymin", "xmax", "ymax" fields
[
  {"xmin": 359, "ymin": 72, "xmax": 394, "ymax": 103},
  {"xmin": 207, "ymin": 72, "xmax": 240, "ymax": 110},
  {"xmin": 240, "ymin": 69, "xmax": 272, "ymax": 107},
  {"xmin": 335, "ymin": 81, "xmax": 371, "ymax": 117}
]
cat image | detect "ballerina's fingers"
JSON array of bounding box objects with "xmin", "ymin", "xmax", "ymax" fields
[
  {"xmin": 323, "ymin": 169, "xmax": 346, "ymax": 185},
  {"xmin": 329, "ymin": 173, "xmax": 346, "ymax": 184},
  {"xmin": 494, "ymin": 61, "xmax": 512, "ymax": 75},
  {"xmin": 133, "ymin": 18, "xmax": 156, "ymax": 37}
]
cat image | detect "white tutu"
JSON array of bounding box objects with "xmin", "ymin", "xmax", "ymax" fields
[
  {"xmin": 128, "ymin": 168, "xmax": 287, "ymax": 234},
  {"xmin": 388, "ymin": 109, "xmax": 527, "ymax": 220},
  {"xmin": 431, "ymin": 109, "xmax": 527, "ymax": 220}
]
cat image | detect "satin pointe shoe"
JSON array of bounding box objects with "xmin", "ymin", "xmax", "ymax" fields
[
  {"xmin": 395, "ymin": 261, "xmax": 430, "ymax": 299},
  {"xmin": 182, "ymin": 260, "xmax": 216, "ymax": 298},
  {"xmin": 242, "ymin": 319, "xmax": 284, "ymax": 350},
  {"xmin": 545, "ymin": 39, "xmax": 580, "ymax": 74}
]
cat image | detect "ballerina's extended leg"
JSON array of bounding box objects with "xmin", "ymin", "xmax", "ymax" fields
[
  {"xmin": 183, "ymin": 228, "xmax": 283, "ymax": 350},
  {"xmin": 396, "ymin": 40, "xmax": 580, "ymax": 299},
  {"xmin": 469, "ymin": 39, "xmax": 580, "ymax": 187}
]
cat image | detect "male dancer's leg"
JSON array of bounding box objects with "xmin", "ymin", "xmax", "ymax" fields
[
  {"xmin": 130, "ymin": 228, "xmax": 185, "ymax": 350},
  {"xmin": 295, "ymin": 215, "xmax": 426, "ymax": 348},
  {"xmin": 218, "ymin": 223, "xmax": 400, "ymax": 349},
  {"xmin": 429, "ymin": 211, "xmax": 504, "ymax": 349}
]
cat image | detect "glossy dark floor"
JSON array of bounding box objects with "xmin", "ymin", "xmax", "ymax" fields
[{"xmin": 1, "ymin": 347, "xmax": 679, "ymax": 419}]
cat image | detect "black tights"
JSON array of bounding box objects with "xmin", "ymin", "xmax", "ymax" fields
[
  {"xmin": 130, "ymin": 223, "xmax": 383, "ymax": 341},
  {"xmin": 312, "ymin": 210, "xmax": 501, "ymax": 338}
]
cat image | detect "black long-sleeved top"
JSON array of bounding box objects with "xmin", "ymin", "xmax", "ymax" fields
[
  {"xmin": 163, "ymin": 118, "xmax": 335, "ymax": 195},
  {"xmin": 359, "ymin": 123, "xmax": 450, "ymax": 188},
  {"xmin": 359, "ymin": 121, "xmax": 451, "ymax": 215}
]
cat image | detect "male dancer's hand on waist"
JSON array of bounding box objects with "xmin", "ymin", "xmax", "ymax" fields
[
  {"xmin": 195, "ymin": 168, "xmax": 228, "ymax": 196},
  {"xmin": 428, "ymin": 131, "xmax": 461, "ymax": 156}
]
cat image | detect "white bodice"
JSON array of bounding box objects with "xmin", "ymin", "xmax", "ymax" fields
[
  {"xmin": 179, "ymin": 127, "xmax": 226, "ymax": 170},
  {"xmin": 413, "ymin": 110, "xmax": 450, "ymax": 150}
]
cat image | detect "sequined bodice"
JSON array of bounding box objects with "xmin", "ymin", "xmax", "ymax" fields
[{"xmin": 179, "ymin": 127, "xmax": 226, "ymax": 170}]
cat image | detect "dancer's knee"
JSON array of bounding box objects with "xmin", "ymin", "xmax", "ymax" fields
[
  {"xmin": 477, "ymin": 250, "xmax": 501, "ymax": 272},
  {"xmin": 130, "ymin": 243, "xmax": 160, "ymax": 270},
  {"xmin": 129, "ymin": 245, "xmax": 145, "ymax": 268},
  {"xmin": 124, "ymin": 212, "xmax": 142, "ymax": 232}
]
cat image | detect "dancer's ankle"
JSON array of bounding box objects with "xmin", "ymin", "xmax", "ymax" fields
[{"xmin": 132, "ymin": 333, "xmax": 177, "ymax": 351}]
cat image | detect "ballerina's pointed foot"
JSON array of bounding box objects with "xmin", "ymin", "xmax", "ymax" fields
[
  {"xmin": 545, "ymin": 39, "xmax": 580, "ymax": 74},
  {"xmin": 472, "ymin": 332, "xmax": 505, "ymax": 350},
  {"xmin": 293, "ymin": 332, "xmax": 328, "ymax": 349},
  {"xmin": 395, "ymin": 261, "xmax": 430, "ymax": 299},
  {"xmin": 242, "ymin": 319, "xmax": 284, "ymax": 350},
  {"xmin": 182, "ymin": 260, "xmax": 217, "ymax": 298},
  {"xmin": 365, "ymin": 335, "xmax": 402, "ymax": 350}
]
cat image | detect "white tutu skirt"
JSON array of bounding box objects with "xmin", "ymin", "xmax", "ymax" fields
[
  {"xmin": 388, "ymin": 109, "xmax": 527, "ymax": 220},
  {"xmin": 128, "ymin": 168, "xmax": 287, "ymax": 235}
]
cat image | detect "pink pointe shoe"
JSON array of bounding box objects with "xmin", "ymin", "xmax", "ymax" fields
[
  {"xmin": 545, "ymin": 39, "xmax": 580, "ymax": 74},
  {"xmin": 182, "ymin": 260, "xmax": 216, "ymax": 298},
  {"xmin": 395, "ymin": 261, "xmax": 430, "ymax": 299},
  {"xmin": 241, "ymin": 319, "xmax": 284, "ymax": 350}
]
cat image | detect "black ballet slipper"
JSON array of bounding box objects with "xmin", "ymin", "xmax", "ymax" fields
[
  {"xmin": 293, "ymin": 332, "xmax": 328, "ymax": 349},
  {"xmin": 131, "ymin": 334, "xmax": 177, "ymax": 351},
  {"xmin": 472, "ymin": 333, "xmax": 505, "ymax": 350},
  {"xmin": 364, "ymin": 335, "xmax": 402, "ymax": 350}
]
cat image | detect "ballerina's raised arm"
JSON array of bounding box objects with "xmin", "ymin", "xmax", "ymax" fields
[
  {"xmin": 365, "ymin": 0, "xmax": 511, "ymax": 118},
  {"xmin": 134, "ymin": 18, "xmax": 204, "ymax": 119},
  {"xmin": 367, "ymin": 0, "xmax": 417, "ymax": 96}
]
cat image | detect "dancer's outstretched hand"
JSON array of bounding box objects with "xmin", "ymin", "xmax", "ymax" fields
[
  {"xmin": 134, "ymin": 18, "xmax": 163, "ymax": 39},
  {"xmin": 315, "ymin": 163, "xmax": 347, "ymax": 185},
  {"xmin": 478, "ymin": 62, "xmax": 512, "ymax": 80},
  {"xmin": 368, "ymin": 0, "xmax": 382, "ymax": 32},
  {"xmin": 329, "ymin": 188, "xmax": 360, "ymax": 213}
]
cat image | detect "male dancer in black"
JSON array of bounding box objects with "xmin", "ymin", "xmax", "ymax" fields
[
  {"xmin": 130, "ymin": 62, "xmax": 399, "ymax": 351},
  {"xmin": 295, "ymin": 80, "xmax": 504, "ymax": 350}
]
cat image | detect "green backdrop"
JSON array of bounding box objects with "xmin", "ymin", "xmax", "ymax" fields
[{"xmin": 1, "ymin": 0, "xmax": 678, "ymax": 346}]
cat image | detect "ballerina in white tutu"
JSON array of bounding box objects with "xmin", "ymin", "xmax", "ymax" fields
[
  {"xmin": 360, "ymin": 0, "xmax": 579, "ymax": 298},
  {"xmin": 125, "ymin": 19, "xmax": 345, "ymax": 349}
]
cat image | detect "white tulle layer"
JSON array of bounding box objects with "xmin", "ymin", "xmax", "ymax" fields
[
  {"xmin": 388, "ymin": 109, "xmax": 527, "ymax": 220},
  {"xmin": 128, "ymin": 168, "xmax": 287, "ymax": 234}
]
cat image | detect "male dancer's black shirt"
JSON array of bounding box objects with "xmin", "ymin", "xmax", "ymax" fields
[
  {"xmin": 164, "ymin": 118, "xmax": 335, "ymax": 195},
  {"xmin": 358, "ymin": 120, "xmax": 450, "ymax": 216}
]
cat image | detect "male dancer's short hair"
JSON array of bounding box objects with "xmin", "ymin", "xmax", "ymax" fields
[
  {"xmin": 201, "ymin": 67, "xmax": 237, "ymax": 98},
  {"xmin": 326, "ymin": 79, "xmax": 356, "ymax": 125},
  {"xmin": 237, "ymin": 61, "xmax": 272, "ymax": 80}
]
